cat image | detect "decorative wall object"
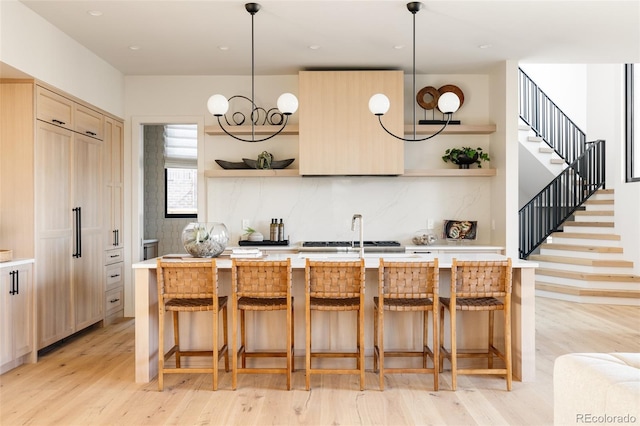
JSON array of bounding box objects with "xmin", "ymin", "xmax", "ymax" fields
[
  {"xmin": 443, "ymin": 220, "xmax": 477, "ymax": 240},
  {"xmin": 418, "ymin": 84, "xmax": 464, "ymax": 125}
]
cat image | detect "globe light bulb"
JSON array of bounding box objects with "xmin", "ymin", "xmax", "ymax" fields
[
  {"xmin": 277, "ymin": 93, "xmax": 299, "ymax": 115},
  {"xmin": 207, "ymin": 94, "xmax": 229, "ymax": 116},
  {"xmin": 369, "ymin": 94, "xmax": 391, "ymax": 115},
  {"xmin": 437, "ymin": 92, "xmax": 461, "ymax": 114}
]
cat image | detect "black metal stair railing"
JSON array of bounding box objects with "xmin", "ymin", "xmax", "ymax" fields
[
  {"xmin": 519, "ymin": 139, "xmax": 606, "ymax": 259},
  {"xmin": 519, "ymin": 68, "xmax": 587, "ymax": 164}
]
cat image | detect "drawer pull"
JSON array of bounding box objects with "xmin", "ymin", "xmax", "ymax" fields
[
  {"xmin": 52, "ymin": 119, "xmax": 66, "ymax": 125},
  {"xmin": 110, "ymin": 254, "xmax": 119, "ymax": 258},
  {"xmin": 110, "ymin": 274, "xmax": 121, "ymax": 279},
  {"xmin": 86, "ymin": 131, "xmax": 97, "ymax": 136},
  {"xmin": 109, "ymin": 298, "xmax": 120, "ymax": 304}
]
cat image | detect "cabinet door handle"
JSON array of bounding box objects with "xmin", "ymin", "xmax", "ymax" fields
[
  {"xmin": 9, "ymin": 270, "xmax": 16, "ymax": 295},
  {"xmin": 113, "ymin": 229, "xmax": 117, "ymax": 246},
  {"xmin": 15, "ymin": 270, "xmax": 19, "ymax": 295},
  {"xmin": 73, "ymin": 207, "xmax": 82, "ymax": 258}
]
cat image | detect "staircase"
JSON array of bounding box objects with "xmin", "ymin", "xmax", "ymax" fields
[{"xmin": 530, "ymin": 189, "xmax": 640, "ymax": 306}]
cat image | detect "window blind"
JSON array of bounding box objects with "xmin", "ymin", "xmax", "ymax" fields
[{"xmin": 163, "ymin": 124, "xmax": 197, "ymax": 169}]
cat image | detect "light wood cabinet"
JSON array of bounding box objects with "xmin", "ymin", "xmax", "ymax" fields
[
  {"xmin": 104, "ymin": 117, "xmax": 124, "ymax": 250},
  {"xmin": 298, "ymin": 70, "xmax": 404, "ymax": 175},
  {"xmin": 75, "ymin": 104, "xmax": 104, "ymax": 140},
  {"xmin": 36, "ymin": 86, "xmax": 74, "ymax": 130},
  {"xmin": 1, "ymin": 261, "xmax": 35, "ymax": 374},
  {"xmin": 1, "ymin": 81, "xmax": 109, "ymax": 351},
  {"xmin": 103, "ymin": 117, "xmax": 125, "ymax": 325}
]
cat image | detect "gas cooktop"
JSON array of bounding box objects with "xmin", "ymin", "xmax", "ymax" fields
[{"xmin": 300, "ymin": 241, "xmax": 404, "ymax": 253}]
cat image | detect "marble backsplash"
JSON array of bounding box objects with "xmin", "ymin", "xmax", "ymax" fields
[{"xmin": 206, "ymin": 176, "xmax": 492, "ymax": 246}]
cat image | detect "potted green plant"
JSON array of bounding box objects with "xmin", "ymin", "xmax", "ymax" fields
[{"xmin": 442, "ymin": 146, "xmax": 490, "ymax": 169}]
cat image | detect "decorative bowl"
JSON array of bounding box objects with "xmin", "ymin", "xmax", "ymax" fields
[
  {"xmin": 215, "ymin": 159, "xmax": 250, "ymax": 169},
  {"xmin": 181, "ymin": 222, "xmax": 229, "ymax": 257},
  {"xmin": 242, "ymin": 158, "xmax": 295, "ymax": 169}
]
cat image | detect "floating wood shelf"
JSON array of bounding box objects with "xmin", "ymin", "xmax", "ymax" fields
[
  {"xmin": 404, "ymin": 124, "xmax": 496, "ymax": 135},
  {"xmin": 204, "ymin": 124, "xmax": 299, "ymax": 136},
  {"xmin": 402, "ymin": 168, "xmax": 497, "ymax": 177},
  {"xmin": 205, "ymin": 169, "xmax": 300, "ymax": 178}
]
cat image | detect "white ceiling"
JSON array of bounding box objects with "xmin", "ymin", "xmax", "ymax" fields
[{"xmin": 19, "ymin": 0, "xmax": 640, "ymax": 76}]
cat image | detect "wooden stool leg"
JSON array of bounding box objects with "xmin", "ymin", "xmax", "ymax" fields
[
  {"xmin": 232, "ymin": 296, "xmax": 238, "ymax": 390},
  {"xmin": 488, "ymin": 310, "xmax": 495, "ymax": 369},
  {"xmin": 286, "ymin": 302, "xmax": 292, "ymax": 390},
  {"xmin": 240, "ymin": 309, "xmax": 247, "ymax": 369},
  {"xmin": 439, "ymin": 306, "xmax": 445, "ymax": 373},
  {"xmin": 377, "ymin": 304, "xmax": 385, "ymax": 391},
  {"xmin": 423, "ymin": 309, "xmax": 428, "ymax": 369},
  {"xmin": 373, "ymin": 303, "xmax": 378, "ymax": 372},
  {"xmin": 222, "ymin": 304, "xmax": 229, "ymax": 372},
  {"xmin": 450, "ymin": 308, "xmax": 457, "ymax": 391},
  {"xmin": 359, "ymin": 306, "xmax": 365, "ymax": 391},
  {"xmin": 291, "ymin": 303, "xmax": 295, "ymax": 373},
  {"xmin": 305, "ymin": 306, "xmax": 311, "ymax": 391},
  {"xmin": 158, "ymin": 307, "xmax": 165, "ymax": 391},
  {"xmin": 432, "ymin": 308, "xmax": 439, "ymax": 391},
  {"xmin": 213, "ymin": 303, "xmax": 219, "ymax": 391},
  {"xmin": 173, "ymin": 311, "xmax": 180, "ymax": 368}
]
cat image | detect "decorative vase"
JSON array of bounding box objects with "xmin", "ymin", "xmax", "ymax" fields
[
  {"xmin": 181, "ymin": 222, "xmax": 229, "ymax": 258},
  {"xmin": 454, "ymin": 152, "xmax": 479, "ymax": 169}
]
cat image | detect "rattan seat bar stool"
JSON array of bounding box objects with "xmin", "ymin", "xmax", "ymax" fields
[
  {"xmin": 156, "ymin": 259, "xmax": 229, "ymax": 391},
  {"xmin": 439, "ymin": 258, "xmax": 513, "ymax": 391},
  {"xmin": 374, "ymin": 259, "xmax": 440, "ymax": 391},
  {"xmin": 305, "ymin": 259, "xmax": 366, "ymax": 391},
  {"xmin": 231, "ymin": 259, "xmax": 294, "ymax": 390}
]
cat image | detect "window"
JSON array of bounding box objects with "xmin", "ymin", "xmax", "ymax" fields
[
  {"xmin": 164, "ymin": 124, "xmax": 198, "ymax": 217},
  {"xmin": 625, "ymin": 64, "xmax": 640, "ymax": 182}
]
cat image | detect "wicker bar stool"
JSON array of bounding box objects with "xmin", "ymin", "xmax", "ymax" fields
[
  {"xmin": 231, "ymin": 259, "xmax": 294, "ymax": 390},
  {"xmin": 439, "ymin": 258, "xmax": 513, "ymax": 391},
  {"xmin": 156, "ymin": 259, "xmax": 229, "ymax": 391},
  {"xmin": 374, "ymin": 259, "xmax": 439, "ymax": 391},
  {"xmin": 305, "ymin": 259, "xmax": 366, "ymax": 391}
]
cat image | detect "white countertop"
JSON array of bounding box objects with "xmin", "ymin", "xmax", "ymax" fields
[
  {"xmin": 0, "ymin": 258, "xmax": 35, "ymax": 268},
  {"xmin": 133, "ymin": 252, "xmax": 537, "ymax": 269}
]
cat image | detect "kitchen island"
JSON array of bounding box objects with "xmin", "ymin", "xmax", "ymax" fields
[{"xmin": 133, "ymin": 252, "xmax": 537, "ymax": 384}]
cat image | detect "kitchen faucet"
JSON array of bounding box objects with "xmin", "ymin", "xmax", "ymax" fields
[{"xmin": 351, "ymin": 214, "xmax": 364, "ymax": 259}]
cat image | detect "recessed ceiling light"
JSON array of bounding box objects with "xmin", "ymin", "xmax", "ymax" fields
[
  {"xmin": 87, "ymin": 10, "xmax": 103, "ymax": 17},
  {"xmin": 478, "ymin": 44, "xmax": 492, "ymax": 49},
  {"xmin": 129, "ymin": 45, "xmax": 141, "ymax": 51},
  {"xmin": 308, "ymin": 45, "xmax": 321, "ymax": 50},
  {"xmin": 218, "ymin": 46, "xmax": 229, "ymax": 51}
]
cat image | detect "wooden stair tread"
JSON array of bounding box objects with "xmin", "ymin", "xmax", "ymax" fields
[
  {"xmin": 552, "ymin": 232, "xmax": 620, "ymax": 240},
  {"xmin": 573, "ymin": 210, "xmax": 614, "ymax": 216},
  {"xmin": 583, "ymin": 199, "xmax": 614, "ymax": 205},
  {"xmin": 539, "ymin": 243, "xmax": 623, "ymax": 253},
  {"xmin": 562, "ymin": 221, "xmax": 614, "ymax": 227},
  {"xmin": 529, "ymin": 254, "xmax": 633, "ymax": 268},
  {"xmin": 535, "ymin": 268, "xmax": 640, "ymax": 282},
  {"xmin": 536, "ymin": 282, "xmax": 640, "ymax": 299}
]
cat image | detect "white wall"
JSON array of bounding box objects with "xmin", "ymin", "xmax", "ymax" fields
[
  {"xmin": 587, "ymin": 64, "xmax": 640, "ymax": 274},
  {"xmin": 0, "ymin": 0, "xmax": 124, "ymax": 117},
  {"xmin": 520, "ymin": 64, "xmax": 588, "ymax": 131}
]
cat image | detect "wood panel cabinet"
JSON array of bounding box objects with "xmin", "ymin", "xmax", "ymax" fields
[
  {"xmin": 104, "ymin": 117, "xmax": 124, "ymax": 250},
  {"xmin": 1, "ymin": 81, "xmax": 111, "ymax": 351},
  {"xmin": 0, "ymin": 261, "xmax": 35, "ymax": 374},
  {"xmin": 298, "ymin": 70, "xmax": 404, "ymax": 175}
]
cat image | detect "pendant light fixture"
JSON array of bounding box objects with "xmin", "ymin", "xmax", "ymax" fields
[
  {"xmin": 368, "ymin": 2, "xmax": 460, "ymax": 142},
  {"xmin": 207, "ymin": 3, "xmax": 298, "ymax": 142}
]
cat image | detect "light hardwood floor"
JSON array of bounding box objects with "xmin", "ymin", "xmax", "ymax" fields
[{"xmin": 1, "ymin": 297, "xmax": 638, "ymax": 426}]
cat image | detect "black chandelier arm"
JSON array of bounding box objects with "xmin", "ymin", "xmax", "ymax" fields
[
  {"xmin": 216, "ymin": 114, "xmax": 291, "ymax": 143},
  {"xmin": 377, "ymin": 113, "xmax": 452, "ymax": 142}
]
